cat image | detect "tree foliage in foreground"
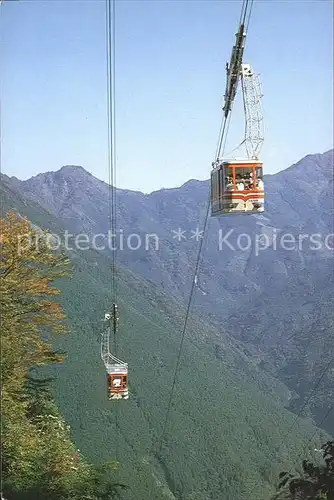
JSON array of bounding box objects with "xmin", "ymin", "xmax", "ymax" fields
[
  {"xmin": 273, "ymin": 441, "xmax": 334, "ymax": 500},
  {"xmin": 0, "ymin": 212, "xmax": 128, "ymax": 499}
]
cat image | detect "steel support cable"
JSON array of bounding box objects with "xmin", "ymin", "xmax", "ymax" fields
[
  {"xmin": 238, "ymin": 0, "xmax": 246, "ymax": 25},
  {"xmin": 306, "ymin": 402, "xmax": 334, "ymax": 445},
  {"xmin": 106, "ymin": 0, "xmax": 117, "ymax": 309},
  {"xmin": 106, "ymin": 0, "xmax": 118, "ymax": 357},
  {"xmin": 157, "ymin": 194, "xmax": 211, "ymax": 457},
  {"xmin": 240, "ymin": 0, "xmax": 253, "ymax": 29},
  {"xmin": 215, "ymin": 0, "xmax": 253, "ymax": 162},
  {"xmin": 111, "ymin": 0, "xmax": 118, "ymax": 310},
  {"xmin": 215, "ymin": 115, "xmax": 229, "ymax": 162},
  {"xmin": 217, "ymin": 109, "xmax": 233, "ymax": 161},
  {"xmin": 156, "ymin": 0, "xmax": 255, "ymax": 461},
  {"xmin": 105, "ymin": 0, "xmax": 120, "ymax": 471},
  {"xmin": 157, "ymin": 53, "xmax": 234, "ymax": 461},
  {"xmin": 156, "ymin": 113, "xmax": 233, "ymax": 459}
]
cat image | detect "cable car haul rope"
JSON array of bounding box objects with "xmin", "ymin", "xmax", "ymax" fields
[
  {"xmin": 156, "ymin": 0, "xmax": 257, "ymax": 455},
  {"xmin": 101, "ymin": 0, "xmax": 128, "ymax": 402}
]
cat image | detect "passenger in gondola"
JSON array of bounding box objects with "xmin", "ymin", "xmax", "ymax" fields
[
  {"xmin": 257, "ymin": 177, "xmax": 264, "ymax": 190},
  {"xmin": 113, "ymin": 377, "xmax": 121, "ymax": 387},
  {"xmin": 226, "ymin": 177, "xmax": 234, "ymax": 190},
  {"xmin": 237, "ymin": 179, "xmax": 245, "ymax": 190}
]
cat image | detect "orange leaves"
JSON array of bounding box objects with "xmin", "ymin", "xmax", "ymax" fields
[
  {"xmin": 1, "ymin": 211, "xmax": 71, "ymax": 377},
  {"xmin": 22, "ymin": 277, "xmax": 59, "ymax": 296}
]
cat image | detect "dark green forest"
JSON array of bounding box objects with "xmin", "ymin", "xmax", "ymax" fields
[{"xmin": 1, "ymin": 182, "xmax": 332, "ymax": 499}]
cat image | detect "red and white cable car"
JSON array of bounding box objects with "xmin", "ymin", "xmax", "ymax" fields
[
  {"xmin": 211, "ymin": 159, "xmax": 264, "ymax": 215},
  {"xmin": 101, "ymin": 305, "xmax": 129, "ymax": 401},
  {"xmin": 211, "ymin": 6, "xmax": 265, "ymax": 216},
  {"xmin": 106, "ymin": 363, "xmax": 128, "ymax": 400}
]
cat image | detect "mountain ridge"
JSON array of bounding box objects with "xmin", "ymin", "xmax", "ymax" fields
[
  {"xmin": 4, "ymin": 148, "xmax": 333, "ymax": 195},
  {"xmin": 2, "ymin": 148, "xmax": 333, "ymax": 435}
]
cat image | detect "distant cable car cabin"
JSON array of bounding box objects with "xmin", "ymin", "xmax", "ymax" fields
[
  {"xmin": 101, "ymin": 305, "xmax": 128, "ymax": 401},
  {"xmin": 106, "ymin": 363, "xmax": 128, "ymax": 400},
  {"xmin": 211, "ymin": 159, "xmax": 264, "ymax": 215}
]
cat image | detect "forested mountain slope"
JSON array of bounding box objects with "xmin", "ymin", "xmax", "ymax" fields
[
  {"xmin": 1, "ymin": 180, "xmax": 330, "ymax": 500},
  {"xmin": 3, "ymin": 149, "xmax": 333, "ymax": 435},
  {"xmin": 1, "ymin": 211, "xmax": 128, "ymax": 500}
]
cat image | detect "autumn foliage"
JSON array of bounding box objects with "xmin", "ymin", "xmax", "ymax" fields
[
  {"xmin": 0, "ymin": 212, "xmax": 126, "ymax": 499},
  {"xmin": 1, "ymin": 212, "xmax": 70, "ymax": 381}
]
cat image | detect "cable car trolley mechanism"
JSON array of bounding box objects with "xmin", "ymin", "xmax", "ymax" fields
[{"xmin": 211, "ymin": 0, "xmax": 265, "ymax": 216}]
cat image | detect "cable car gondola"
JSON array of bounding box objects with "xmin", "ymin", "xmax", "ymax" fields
[
  {"xmin": 106, "ymin": 363, "xmax": 128, "ymax": 400},
  {"xmin": 101, "ymin": 305, "xmax": 129, "ymax": 401},
  {"xmin": 210, "ymin": 0, "xmax": 265, "ymax": 217},
  {"xmin": 211, "ymin": 158, "xmax": 264, "ymax": 215}
]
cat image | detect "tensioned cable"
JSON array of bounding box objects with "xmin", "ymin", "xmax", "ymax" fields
[
  {"xmin": 240, "ymin": 0, "xmax": 253, "ymax": 30},
  {"xmin": 105, "ymin": 0, "xmax": 120, "ymax": 471},
  {"xmin": 307, "ymin": 402, "xmax": 334, "ymax": 445},
  {"xmin": 282, "ymin": 357, "xmax": 333, "ymax": 444},
  {"xmin": 156, "ymin": 194, "xmax": 211, "ymax": 456},
  {"xmin": 106, "ymin": 0, "xmax": 117, "ymax": 312},
  {"xmin": 155, "ymin": 129, "xmax": 227, "ymax": 459},
  {"xmin": 215, "ymin": 0, "xmax": 253, "ymax": 161},
  {"xmin": 156, "ymin": 1, "xmax": 255, "ymax": 457}
]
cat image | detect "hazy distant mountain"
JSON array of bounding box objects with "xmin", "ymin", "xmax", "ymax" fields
[
  {"xmin": 2, "ymin": 149, "xmax": 333, "ymax": 434},
  {"xmin": 4, "ymin": 151, "xmax": 333, "ymax": 319}
]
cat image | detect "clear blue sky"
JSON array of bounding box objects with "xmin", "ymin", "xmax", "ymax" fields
[{"xmin": 1, "ymin": 0, "xmax": 333, "ymax": 193}]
